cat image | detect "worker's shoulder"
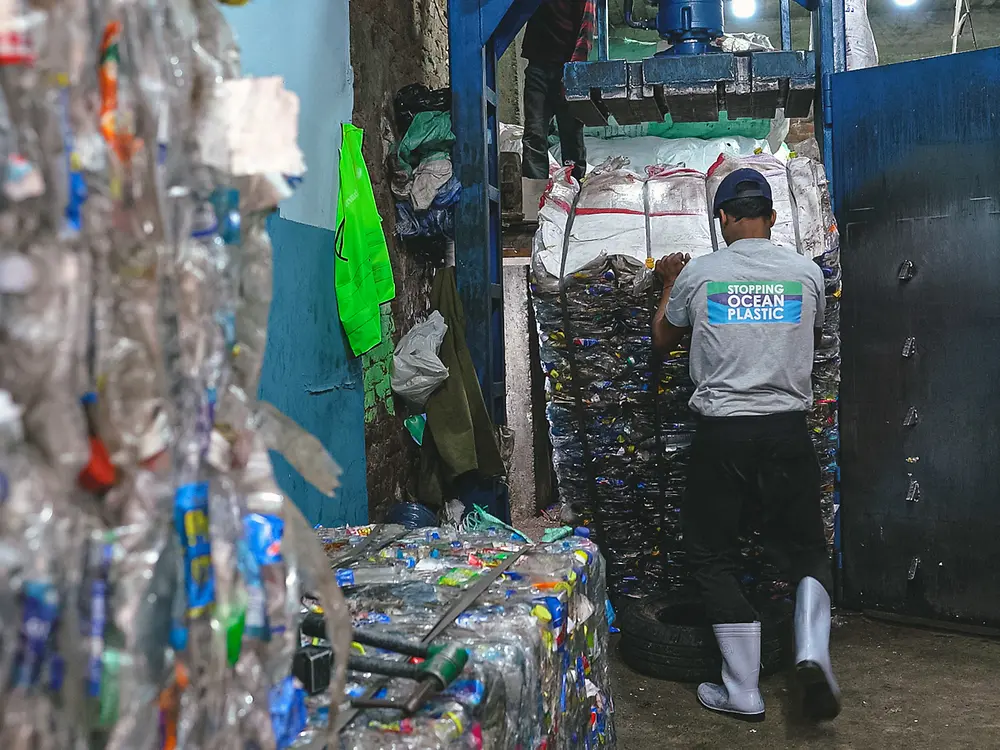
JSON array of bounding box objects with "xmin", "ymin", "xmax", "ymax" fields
[
  {"xmin": 685, "ymin": 249, "xmax": 728, "ymax": 272},
  {"xmin": 693, "ymin": 242, "xmax": 820, "ymax": 281},
  {"xmin": 771, "ymin": 246, "xmax": 822, "ymax": 276},
  {"xmin": 745, "ymin": 241, "xmax": 821, "ymax": 277}
]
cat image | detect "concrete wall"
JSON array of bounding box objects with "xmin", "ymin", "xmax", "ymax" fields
[
  {"xmin": 503, "ymin": 259, "xmax": 535, "ymax": 523},
  {"xmin": 349, "ymin": 0, "xmax": 452, "ymax": 522},
  {"xmin": 222, "ymin": 0, "xmax": 369, "ymax": 525},
  {"xmin": 498, "ymin": 30, "xmax": 528, "ymax": 125}
]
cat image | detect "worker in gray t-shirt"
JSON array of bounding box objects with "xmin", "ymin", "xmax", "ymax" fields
[{"xmin": 652, "ymin": 168, "xmax": 841, "ymax": 725}]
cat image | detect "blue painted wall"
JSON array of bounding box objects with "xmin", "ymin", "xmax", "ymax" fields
[{"xmin": 222, "ymin": 0, "xmax": 368, "ymax": 525}]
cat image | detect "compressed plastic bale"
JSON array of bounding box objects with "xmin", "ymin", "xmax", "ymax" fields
[
  {"xmin": 315, "ymin": 526, "xmax": 617, "ymax": 749},
  {"xmin": 530, "ymin": 167, "xmax": 580, "ymax": 284},
  {"xmin": 548, "ymin": 161, "xmax": 648, "ymax": 276},
  {"xmin": 552, "ymin": 135, "xmax": 770, "ymax": 175},
  {"xmin": 645, "ymin": 166, "xmax": 715, "ymax": 259},
  {"xmin": 530, "ymin": 230, "xmax": 695, "ymax": 595},
  {"xmin": 707, "ymin": 153, "xmax": 797, "ymax": 251},
  {"xmin": 530, "ymin": 152, "xmax": 841, "ymax": 600},
  {"xmin": 806, "ymin": 160, "xmax": 843, "ymax": 550},
  {"xmin": 787, "ymin": 156, "xmax": 826, "ymax": 260}
]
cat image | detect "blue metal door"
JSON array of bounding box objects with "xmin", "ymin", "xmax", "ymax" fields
[{"xmin": 833, "ymin": 48, "xmax": 1000, "ymax": 625}]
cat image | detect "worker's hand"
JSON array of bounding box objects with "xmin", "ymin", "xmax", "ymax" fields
[{"xmin": 655, "ymin": 253, "xmax": 691, "ymax": 283}]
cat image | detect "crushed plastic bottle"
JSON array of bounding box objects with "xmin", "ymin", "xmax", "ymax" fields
[{"xmin": 0, "ymin": 4, "xmax": 354, "ymax": 749}]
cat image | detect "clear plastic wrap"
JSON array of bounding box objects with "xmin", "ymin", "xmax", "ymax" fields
[
  {"xmin": 0, "ymin": 2, "xmax": 352, "ymax": 748},
  {"xmin": 707, "ymin": 153, "xmax": 797, "ymax": 251}
]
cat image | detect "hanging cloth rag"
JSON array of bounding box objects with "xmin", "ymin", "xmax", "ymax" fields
[
  {"xmin": 420, "ymin": 266, "xmax": 505, "ymax": 506},
  {"xmin": 410, "ymin": 156, "xmax": 453, "ymax": 211},
  {"xmin": 335, "ymin": 123, "xmax": 396, "ymax": 356}
]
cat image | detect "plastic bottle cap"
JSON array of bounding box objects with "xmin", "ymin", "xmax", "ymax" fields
[{"xmin": 0, "ymin": 390, "xmax": 23, "ymax": 426}]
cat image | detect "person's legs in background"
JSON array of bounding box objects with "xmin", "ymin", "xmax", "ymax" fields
[
  {"xmin": 523, "ymin": 62, "xmax": 587, "ymax": 182},
  {"xmin": 522, "ymin": 63, "xmax": 556, "ymax": 180},
  {"xmin": 551, "ymin": 71, "xmax": 587, "ymax": 181}
]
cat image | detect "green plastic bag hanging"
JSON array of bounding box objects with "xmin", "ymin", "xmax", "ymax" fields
[
  {"xmin": 396, "ymin": 111, "xmax": 456, "ymax": 174},
  {"xmin": 336, "ymin": 123, "xmax": 396, "ymax": 356}
]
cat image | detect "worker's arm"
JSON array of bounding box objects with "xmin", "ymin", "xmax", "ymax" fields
[{"xmin": 652, "ymin": 253, "xmax": 692, "ymax": 355}]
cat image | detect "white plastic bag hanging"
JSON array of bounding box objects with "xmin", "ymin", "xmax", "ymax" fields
[
  {"xmin": 391, "ymin": 311, "xmax": 449, "ymax": 406},
  {"xmin": 845, "ymin": 0, "xmax": 878, "ymax": 70}
]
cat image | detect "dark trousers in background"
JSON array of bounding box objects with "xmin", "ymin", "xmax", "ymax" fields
[
  {"xmin": 682, "ymin": 411, "xmax": 834, "ymax": 624},
  {"xmin": 522, "ymin": 62, "xmax": 587, "ymax": 182}
]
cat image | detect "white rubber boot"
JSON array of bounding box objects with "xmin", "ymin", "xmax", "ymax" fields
[
  {"xmin": 795, "ymin": 576, "xmax": 842, "ymax": 720},
  {"xmin": 697, "ymin": 622, "xmax": 766, "ymax": 722}
]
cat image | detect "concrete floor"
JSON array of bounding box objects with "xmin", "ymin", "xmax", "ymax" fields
[{"xmin": 610, "ymin": 614, "xmax": 1000, "ymax": 749}]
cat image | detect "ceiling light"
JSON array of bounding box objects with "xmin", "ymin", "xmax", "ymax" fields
[
  {"xmin": 893, "ymin": 0, "xmax": 918, "ymax": 7},
  {"xmin": 730, "ymin": 0, "xmax": 757, "ymax": 19}
]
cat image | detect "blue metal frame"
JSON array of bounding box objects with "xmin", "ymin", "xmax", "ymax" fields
[
  {"xmin": 450, "ymin": 0, "xmax": 846, "ymax": 521},
  {"xmin": 450, "ymin": 0, "xmax": 542, "ymax": 523},
  {"xmin": 815, "ymin": 0, "xmax": 846, "ymax": 198},
  {"xmin": 780, "ymin": 0, "xmax": 792, "ymax": 50}
]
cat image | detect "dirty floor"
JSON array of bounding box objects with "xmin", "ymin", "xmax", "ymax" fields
[{"xmin": 610, "ymin": 614, "xmax": 1000, "ymax": 749}]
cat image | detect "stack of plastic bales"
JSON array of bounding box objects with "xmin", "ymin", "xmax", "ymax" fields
[
  {"xmin": 0, "ymin": 3, "xmax": 352, "ymax": 749},
  {"xmin": 311, "ymin": 525, "xmax": 617, "ymax": 749},
  {"xmin": 531, "ymin": 162, "xmax": 706, "ymax": 599},
  {"xmin": 531, "ymin": 152, "xmax": 841, "ymax": 601},
  {"xmin": 787, "ymin": 158, "xmax": 842, "ymax": 550}
]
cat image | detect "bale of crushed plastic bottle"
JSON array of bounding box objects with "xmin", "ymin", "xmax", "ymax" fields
[
  {"xmin": 530, "ymin": 155, "xmax": 842, "ymax": 602},
  {"xmin": 313, "ymin": 524, "xmax": 618, "ymax": 749}
]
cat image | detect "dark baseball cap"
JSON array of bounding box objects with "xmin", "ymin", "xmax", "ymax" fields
[{"xmin": 712, "ymin": 168, "xmax": 773, "ymax": 217}]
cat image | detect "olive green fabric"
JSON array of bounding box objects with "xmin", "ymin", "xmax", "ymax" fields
[
  {"xmin": 336, "ymin": 123, "xmax": 396, "ymax": 356},
  {"xmin": 419, "ymin": 267, "xmax": 505, "ymax": 508}
]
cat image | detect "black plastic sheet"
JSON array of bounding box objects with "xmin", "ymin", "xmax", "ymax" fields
[{"xmin": 393, "ymin": 84, "xmax": 452, "ymax": 134}]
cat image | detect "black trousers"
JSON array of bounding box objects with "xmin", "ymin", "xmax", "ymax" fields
[
  {"xmin": 682, "ymin": 412, "xmax": 834, "ymax": 624},
  {"xmin": 522, "ymin": 62, "xmax": 587, "ymax": 182}
]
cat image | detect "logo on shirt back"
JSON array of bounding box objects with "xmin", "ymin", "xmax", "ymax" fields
[{"xmin": 707, "ymin": 281, "xmax": 802, "ymax": 324}]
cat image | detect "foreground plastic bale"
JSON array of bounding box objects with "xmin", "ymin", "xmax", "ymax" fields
[
  {"xmin": 530, "ymin": 153, "xmax": 841, "ymax": 603},
  {"xmin": 0, "ymin": 2, "xmax": 351, "ymax": 748},
  {"xmin": 310, "ymin": 525, "xmax": 617, "ymax": 749}
]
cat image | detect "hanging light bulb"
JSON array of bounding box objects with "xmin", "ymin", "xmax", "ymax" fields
[{"xmin": 730, "ymin": 0, "xmax": 757, "ymax": 19}]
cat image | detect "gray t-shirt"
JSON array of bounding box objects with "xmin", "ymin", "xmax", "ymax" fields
[{"xmin": 666, "ymin": 238, "xmax": 825, "ymax": 418}]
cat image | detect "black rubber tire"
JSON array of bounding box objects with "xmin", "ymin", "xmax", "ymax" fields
[{"xmin": 616, "ymin": 594, "xmax": 792, "ymax": 683}]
